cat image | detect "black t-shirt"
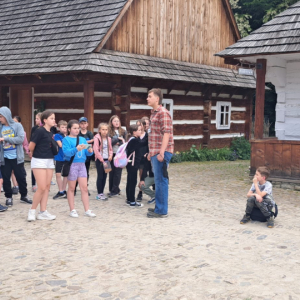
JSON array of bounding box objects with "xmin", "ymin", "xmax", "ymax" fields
[
  {"xmin": 31, "ymin": 127, "xmax": 54, "ymax": 159},
  {"xmin": 79, "ymin": 130, "xmax": 94, "ymax": 142}
]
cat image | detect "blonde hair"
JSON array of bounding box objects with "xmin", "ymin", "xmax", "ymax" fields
[{"xmin": 58, "ymin": 120, "xmax": 67, "ymax": 127}]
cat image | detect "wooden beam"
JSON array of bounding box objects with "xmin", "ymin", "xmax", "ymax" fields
[
  {"xmin": 9, "ymin": 86, "xmax": 32, "ymax": 136},
  {"xmin": 224, "ymin": 57, "xmax": 241, "ymax": 66},
  {"xmin": 245, "ymin": 92, "xmax": 254, "ymax": 140},
  {"xmin": 83, "ymin": 80, "xmax": 95, "ymax": 132},
  {"xmin": 93, "ymin": 0, "xmax": 134, "ymax": 52},
  {"xmin": 254, "ymin": 59, "xmax": 267, "ymax": 139}
]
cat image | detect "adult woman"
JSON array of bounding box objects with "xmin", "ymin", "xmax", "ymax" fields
[{"xmin": 27, "ymin": 110, "xmax": 57, "ymax": 221}]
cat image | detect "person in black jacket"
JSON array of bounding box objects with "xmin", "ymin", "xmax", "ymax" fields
[
  {"xmin": 138, "ymin": 158, "xmax": 155, "ymax": 204},
  {"xmin": 126, "ymin": 124, "xmax": 148, "ymax": 207}
]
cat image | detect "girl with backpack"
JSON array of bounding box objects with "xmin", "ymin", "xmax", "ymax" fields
[
  {"xmin": 62, "ymin": 119, "xmax": 95, "ymax": 218},
  {"xmin": 108, "ymin": 115, "xmax": 127, "ymax": 197},
  {"xmin": 93, "ymin": 123, "xmax": 113, "ymax": 200},
  {"xmin": 126, "ymin": 124, "xmax": 148, "ymax": 207}
]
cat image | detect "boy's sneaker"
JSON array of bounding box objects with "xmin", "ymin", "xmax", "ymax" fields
[
  {"xmin": 63, "ymin": 191, "xmax": 67, "ymax": 198},
  {"xmin": 20, "ymin": 196, "xmax": 32, "ymax": 204},
  {"xmin": 109, "ymin": 192, "xmax": 119, "ymax": 197},
  {"xmin": 12, "ymin": 186, "xmax": 19, "ymax": 195},
  {"xmin": 6, "ymin": 198, "xmax": 13, "ymax": 206},
  {"xmin": 32, "ymin": 185, "xmax": 37, "ymax": 192},
  {"xmin": 37, "ymin": 210, "xmax": 56, "ymax": 220},
  {"xmin": 147, "ymin": 197, "xmax": 155, "ymax": 204},
  {"xmin": 267, "ymin": 216, "xmax": 274, "ymax": 228},
  {"xmin": 53, "ymin": 191, "xmax": 65, "ymax": 200},
  {"xmin": 0, "ymin": 204, "xmax": 8, "ymax": 212},
  {"xmin": 69, "ymin": 209, "xmax": 79, "ymax": 218},
  {"xmin": 85, "ymin": 210, "xmax": 96, "ymax": 217},
  {"xmin": 240, "ymin": 214, "xmax": 251, "ymax": 224},
  {"xmin": 27, "ymin": 209, "xmax": 36, "ymax": 221},
  {"xmin": 129, "ymin": 201, "xmax": 144, "ymax": 207},
  {"xmin": 148, "ymin": 208, "xmax": 155, "ymax": 212},
  {"xmin": 136, "ymin": 191, "xmax": 143, "ymax": 201},
  {"xmin": 1, "ymin": 186, "xmax": 4, "ymax": 192},
  {"xmin": 96, "ymin": 194, "xmax": 107, "ymax": 201},
  {"xmin": 51, "ymin": 181, "xmax": 56, "ymax": 185}
]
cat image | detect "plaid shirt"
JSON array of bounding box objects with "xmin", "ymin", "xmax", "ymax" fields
[{"xmin": 149, "ymin": 105, "xmax": 174, "ymax": 157}]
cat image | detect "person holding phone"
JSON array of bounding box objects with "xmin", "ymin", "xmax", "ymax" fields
[{"xmin": 93, "ymin": 123, "xmax": 113, "ymax": 200}]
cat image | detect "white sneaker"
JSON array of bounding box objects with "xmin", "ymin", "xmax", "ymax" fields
[
  {"xmin": 27, "ymin": 209, "xmax": 36, "ymax": 222},
  {"xmin": 37, "ymin": 210, "xmax": 56, "ymax": 220},
  {"xmin": 96, "ymin": 194, "xmax": 108, "ymax": 201},
  {"xmin": 85, "ymin": 210, "xmax": 96, "ymax": 217},
  {"xmin": 69, "ymin": 209, "xmax": 79, "ymax": 218}
]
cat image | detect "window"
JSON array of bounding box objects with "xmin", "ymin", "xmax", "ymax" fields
[
  {"xmin": 162, "ymin": 99, "xmax": 173, "ymax": 118},
  {"xmin": 216, "ymin": 101, "xmax": 231, "ymax": 129}
]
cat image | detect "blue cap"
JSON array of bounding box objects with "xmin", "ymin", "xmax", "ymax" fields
[{"xmin": 79, "ymin": 117, "xmax": 88, "ymax": 123}]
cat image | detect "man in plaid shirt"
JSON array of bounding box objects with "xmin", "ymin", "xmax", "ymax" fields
[{"xmin": 146, "ymin": 88, "xmax": 174, "ymax": 218}]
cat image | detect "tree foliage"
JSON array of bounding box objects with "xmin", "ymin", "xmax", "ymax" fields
[{"xmin": 230, "ymin": 0, "xmax": 299, "ymax": 36}]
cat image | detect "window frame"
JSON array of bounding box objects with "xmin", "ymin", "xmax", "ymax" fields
[
  {"xmin": 162, "ymin": 98, "xmax": 174, "ymax": 119},
  {"xmin": 216, "ymin": 101, "xmax": 231, "ymax": 130}
]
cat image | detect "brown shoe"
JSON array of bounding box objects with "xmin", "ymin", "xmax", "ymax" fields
[{"xmin": 147, "ymin": 211, "xmax": 168, "ymax": 218}]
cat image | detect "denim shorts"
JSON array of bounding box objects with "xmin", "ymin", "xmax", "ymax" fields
[{"xmin": 68, "ymin": 162, "xmax": 87, "ymax": 181}]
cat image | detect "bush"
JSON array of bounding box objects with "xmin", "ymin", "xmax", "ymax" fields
[
  {"xmin": 170, "ymin": 145, "xmax": 236, "ymax": 163},
  {"xmin": 230, "ymin": 137, "xmax": 251, "ymax": 160}
]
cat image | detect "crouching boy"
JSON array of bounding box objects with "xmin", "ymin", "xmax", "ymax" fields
[
  {"xmin": 240, "ymin": 166, "xmax": 276, "ymax": 228},
  {"xmin": 138, "ymin": 158, "xmax": 155, "ymax": 204}
]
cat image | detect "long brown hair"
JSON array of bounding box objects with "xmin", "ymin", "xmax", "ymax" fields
[{"xmin": 108, "ymin": 115, "xmax": 125, "ymax": 138}]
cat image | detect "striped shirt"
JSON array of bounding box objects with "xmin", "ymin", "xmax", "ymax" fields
[{"xmin": 149, "ymin": 105, "xmax": 174, "ymax": 157}]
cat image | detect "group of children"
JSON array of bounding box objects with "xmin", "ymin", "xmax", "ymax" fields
[
  {"xmin": 24, "ymin": 111, "xmax": 154, "ymax": 221},
  {"xmin": 0, "ymin": 106, "xmax": 278, "ymax": 228}
]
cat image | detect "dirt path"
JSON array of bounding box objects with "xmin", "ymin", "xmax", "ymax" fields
[{"xmin": 0, "ymin": 160, "xmax": 299, "ymax": 300}]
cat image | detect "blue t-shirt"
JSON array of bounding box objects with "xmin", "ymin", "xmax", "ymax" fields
[
  {"xmin": 54, "ymin": 133, "xmax": 65, "ymax": 161},
  {"xmin": 1, "ymin": 125, "xmax": 17, "ymax": 159},
  {"xmin": 62, "ymin": 136, "xmax": 93, "ymax": 163}
]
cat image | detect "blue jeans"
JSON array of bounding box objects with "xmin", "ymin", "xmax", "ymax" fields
[{"xmin": 151, "ymin": 152, "xmax": 172, "ymax": 215}]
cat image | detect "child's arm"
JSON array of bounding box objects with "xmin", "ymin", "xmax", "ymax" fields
[
  {"xmin": 253, "ymin": 177, "xmax": 267, "ymax": 198},
  {"xmin": 23, "ymin": 132, "xmax": 30, "ymax": 155},
  {"xmin": 62, "ymin": 138, "xmax": 83, "ymax": 158},
  {"xmin": 87, "ymin": 131, "xmax": 94, "ymax": 144},
  {"xmin": 0, "ymin": 124, "xmax": 24, "ymax": 145},
  {"xmin": 83, "ymin": 139, "xmax": 93, "ymax": 157},
  {"xmin": 93, "ymin": 136, "xmax": 104, "ymax": 162}
]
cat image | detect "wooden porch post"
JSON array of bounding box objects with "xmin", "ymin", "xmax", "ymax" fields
[
  {"xmin": 84, "ymin": 80, "xmax": 94, "ymax": 132},
  {"xmin": 112, "ymin": 77, "xmax": 131, "ymax": 130},
  {"xmin": 254, "ymin": 59, "xmax": 267, "ymax": 139},
  {"xmin": 202, "ymin": 86, "xmax": 212, "ymax": 148},
  {"xmin": 10, "ymin": 86, "xmax": 32, "ymax": 136}
]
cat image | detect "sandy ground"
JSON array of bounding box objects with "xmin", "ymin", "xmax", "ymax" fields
[{"xmin": 0, "ymin": 160, "xmax": 300, "ymax": 300}]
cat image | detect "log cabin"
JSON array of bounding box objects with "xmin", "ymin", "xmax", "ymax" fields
[
  {"xmin": 216, "ymin": 1, "xmax": 300, "ymax": 188},
  {"xmin": 0, "ymin": 0, "xmax": 256, "ymax": 151}
]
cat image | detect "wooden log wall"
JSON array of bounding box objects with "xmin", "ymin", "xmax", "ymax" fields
[
  {"xmin": 130, "ymin": 85, "xmax": 250, "ymax": 151},
  {"xmin": 34, "ymin": 83, "xmax": 115, "ymax": 134},
  {"xmin": 103, "ymin": 0, "xmax": 237, "ymax": 68},
  {"xmin": 251, "ymin": 139, "xmax": 300, "ymax": 182}
]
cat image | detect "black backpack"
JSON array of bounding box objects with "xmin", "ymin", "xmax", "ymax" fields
[{"xmin": 250, "ymin": 204, "xmax": 278, "ymax": 222}]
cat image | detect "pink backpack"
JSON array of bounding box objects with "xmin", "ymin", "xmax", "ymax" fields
[{"xmin": 113, "ymin": 137, "xmax": 135, "ymax": 168}]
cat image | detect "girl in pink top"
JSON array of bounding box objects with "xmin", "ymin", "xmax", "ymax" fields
[{"xmin": 93, "ymin": 123, "xmax": 113, "ymax": 200}]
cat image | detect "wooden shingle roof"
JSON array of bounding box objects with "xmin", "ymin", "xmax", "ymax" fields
[
  {"xmin": 0, "ymin": 0, "xmax": 255, "ymax": 89},
  {"xmin": 87, "ymin": 49, "xmax": 256, "ymax": 88},
  {"xmin": 0, "ymin": 0, "xmax": 128, "ymax": 74},
  {"xmin": 216, "ymin": 1, "xmax": 300, "ymax": 57}
]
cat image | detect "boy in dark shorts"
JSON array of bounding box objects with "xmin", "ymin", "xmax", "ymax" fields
[
  {"xmin": 240, "ymin": 166, "xmax": 276, "ymax": 228},
  {"xmin": 53, "ymin": 120, "xmax": 68, "ymax": 199}
]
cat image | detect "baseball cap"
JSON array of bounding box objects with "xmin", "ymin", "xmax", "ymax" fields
[{"xmin": 79, "ymin": 117, "xmax": 88, "ymax": 123}]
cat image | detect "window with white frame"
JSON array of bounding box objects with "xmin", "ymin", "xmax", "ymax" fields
[
  {"xmin": 162, "ymin": 99, "xmax": 173, "ymax": 118},
  {"xmin": 216, "ymin": 101, "xmax": 231, "ymax": 129}
]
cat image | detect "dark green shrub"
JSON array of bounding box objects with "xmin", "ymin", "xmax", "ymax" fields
[{"xmin": 230, "ymin": 137, "xmax": 251, "ymax": 160}]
